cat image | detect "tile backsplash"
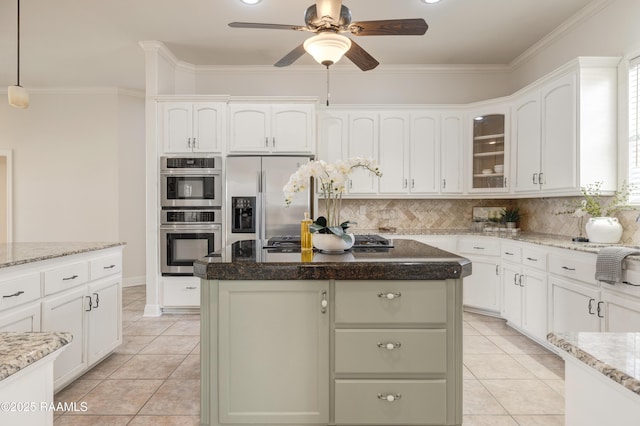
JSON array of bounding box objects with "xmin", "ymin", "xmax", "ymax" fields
[{"xmin": 322, "ymin": 197, "xmax": 639, "ymax": 246}]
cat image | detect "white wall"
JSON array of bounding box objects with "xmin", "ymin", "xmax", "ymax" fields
[
  {"xmin": 0, "ymin": 90, "xmax": 145, "ymax": 285},
  {"xmin": 190, "ymin": 65, "xmax": 512, "ymax": 104},
  {"xmin": 509, "ymin": 0, "xmax": 640, "ymax": 91}
]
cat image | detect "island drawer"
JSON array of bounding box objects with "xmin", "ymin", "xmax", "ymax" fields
[
  {"xmin": 548, "ymin": 251, "xmax": 596, "ymax": 285},
  {"xmin": 335, "ymin": 329, "xmax": 447, "ymax": 374},
  {"xmin": 334, "ymin": 379, "xmax": 446, "ymax": 425},
  {"xmin": 0, "ymin": 273, "xmax": 41, "ymax": 312},
  {"xmin": 335, "ymin": 280, "xmax": 447, "ymax": 325},
  {"xmin": 90, "ymin": 253, "xmax": 122, "ymax": 280},
  {"xmin": 522, "ymin": 247, "xmax": 547, "ymax": 271},
  {"xmin": 44, "ymin": 261, "xmax": 90, "ymax": 295}
]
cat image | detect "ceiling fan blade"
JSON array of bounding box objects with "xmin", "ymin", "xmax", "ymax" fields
[
  {"xmin": 315, "ymin": 0, "xmax": 342, "ymax": 21},
  {"xmin": 228, "ymin": 22, "xmax": 308, "ymax": 31},
  {"xmin": 344, "ymin": 40, "xmax": 379, "ymax": 71},
  {"xmin": 349, "ymin": 18, "xmax": 428, "ymax": 36},
  {"xmin": 274, "ymin": 44, "xmax": 307, "ymax": 67}
]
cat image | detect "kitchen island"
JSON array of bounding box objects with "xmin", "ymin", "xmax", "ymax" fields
[{"xmin": 194, "ymin": 238, "xmax": 471, "ymax": 426}]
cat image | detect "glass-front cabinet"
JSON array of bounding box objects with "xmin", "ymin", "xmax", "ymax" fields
[{"xmin": 469, "ymin": 109, "xmax": 509, "ymax": 193}]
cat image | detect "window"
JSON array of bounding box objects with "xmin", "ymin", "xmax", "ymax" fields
[{"xmin": 629, "ymin": 56, "xmax": 640, "ymax": 203}]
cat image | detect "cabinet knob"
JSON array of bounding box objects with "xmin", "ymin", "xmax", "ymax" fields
[
  {"xmin": 377, "ymin": 393, "xmax": 401, "ymax": 402},
  {"xmin": 377, "ymin": 342, "xmax": 401, "ymax": 350},
  {"xmin": 321, "ymin": 290, "xmax": 328, "ymax": 314},
  {"xmin": 378, "ymin": 292, "xmax": 401, "ymax": 300}
]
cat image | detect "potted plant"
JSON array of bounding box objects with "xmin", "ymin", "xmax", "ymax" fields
[
  {"xmin": 558, "ymin": 181, "xmax": 636, "ymax": 243},
  {"xmin": 284, "ymin": 157, "xmax": 382, "ymax": 251},
  {"xmin": 500, "ymin": 207, "xmax": 522, "ymax": 229}
]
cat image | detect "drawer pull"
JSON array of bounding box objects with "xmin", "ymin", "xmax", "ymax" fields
[
  {"xmin": 473, "ymin": 246, "xmax": 485, "ymax": 250},
  {"xmin": 321, "ymin": 290, "xmax": 328, "ymax": 314},
  {"xmin": 3, "ymin": 291, "xmax": 24, "ymax": 298},
  {"xmin": 597, "ymin": 301, "xmax": 604, "ymax": 318},
  {"xmin": 93, "ymin": 293, "xmax": 100, "ymax": 309},
  {"xmin": 63, "ymin": 275, "xmax": 79, "ymax": 281},
  {"xmin": 561, "ymin": 266, "xmax": 576, "ymax": 271},
  {"xmin": 104, "ymin": 264, "xmax": 116, "ymax": 269},
  {"xmin": 623, "ymin": 281, "xmax": 640, "ymax": 287},
  {"xmin": 588, "ymin": 298, "xmax": 595, "ymax": 315},
  {"xmin": 378, "ymin": 292, "xmax": 401, "ymax": 300},
  {"xmin": 526, "ymin": 257, "xmax": 538, "ymax": 262},
  {"xmin": 85, "ymin": 295, "xmax": 93, "ymax": 312},
  {"xmin": 377, "ymin": 342, "xmax": 401, "ymax": 350},
  {"xmin": 377, "ymin": 393, "xmax": 402, "ymax": 402},
  {"xmin": 504, "ymin": 252, "xmax": 514, "ymax": 256},
  {"xmin": 185, "ymin": 286, "xmax": 197, "ymax": 290}
]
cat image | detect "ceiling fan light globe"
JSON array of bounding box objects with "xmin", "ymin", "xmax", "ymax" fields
[
  {"xmin": 303, "ymin": 33, "xmax": 351, "ymax": 66},
  {"xmin": 8, "ymin": 85, "xmax": 29, "ymax": 109}
]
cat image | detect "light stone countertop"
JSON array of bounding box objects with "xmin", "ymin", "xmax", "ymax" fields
[
  {"xmin": 0, "ymin": 332, "xmax": 73, "ymax": 381},
  {"xmin": 0, "ymin": 242, "xmax": 124, "ymax": 269},
  {"xmin": 548, "ymin": 332, "xmax": 640, "ymax": 396},
  {"xmin": 366, "ymin": 229, "xmax": 640, "ymax": 263}
]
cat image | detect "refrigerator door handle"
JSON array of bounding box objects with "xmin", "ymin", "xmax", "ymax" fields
[{"xmin": 260, "ymin": 171, "xmax": 267, "ymax": 241}]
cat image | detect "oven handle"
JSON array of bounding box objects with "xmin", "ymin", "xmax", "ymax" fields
[{"xmin": 160, "ymin": 224, "xmax": 222, "ymax": 232}]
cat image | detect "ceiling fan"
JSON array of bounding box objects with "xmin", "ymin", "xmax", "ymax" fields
[{"xmin": 229, "ymin": 0, "xmax": 428, "ymax": 71}]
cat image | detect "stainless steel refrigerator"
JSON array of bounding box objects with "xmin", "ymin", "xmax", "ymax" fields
[{"xmin": 226, "ymin": 156, "xmax": 314, "ymax": 244}]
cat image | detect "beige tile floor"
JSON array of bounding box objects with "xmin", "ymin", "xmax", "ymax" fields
[{"xmin": 53, "ymin": 285, "xmax": 565, "ymax": 425}]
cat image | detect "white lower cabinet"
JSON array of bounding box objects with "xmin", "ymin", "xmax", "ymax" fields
[
  {"xmin": 501, "ymin": 243, "xmax": 548, "ymax": 341},
  {"xmin": 0, "ymin": 301, "xmax": 40, "ymax": 332},
  {"xmin": 457, "ymin": 237, "xmax": 501, "ymax": 313},
  {"xmin": 217, "ymin": 280, "xmax": 329, "ymax": 424},
  {"xmin": 549, "ymin": 276, "xmax": 601, "ymax": 333},
  {"xmin": 42, "ymin": 275, "xmax": 123, "ymax": 389},
  {"xmin": 42, "ymin": 286, "xmax": 88, "ymax": 388},
  {"xmin": 0, "ymin": 246, "xmax": 123, "ymax": 391},
  {"xmin": 87, "ymin": 277, "xmax": 122, "ymax": 365}
]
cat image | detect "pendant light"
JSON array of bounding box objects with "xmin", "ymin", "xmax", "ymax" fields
[{"xmin": 8, "ymin": 0, "xmax": 29, "ymax": 109}]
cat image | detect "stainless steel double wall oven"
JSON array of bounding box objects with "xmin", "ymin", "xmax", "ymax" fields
[{"xmin": 160, "ymin": 156, "xmax": 223, "ymax": 275}]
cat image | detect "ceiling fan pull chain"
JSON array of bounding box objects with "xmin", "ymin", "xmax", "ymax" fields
[{"xmin": 326, "ymin": 64, "xmax": 331, "ymax": 107}]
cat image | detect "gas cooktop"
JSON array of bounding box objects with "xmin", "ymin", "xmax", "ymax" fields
[{"xmin": 264, "ymin": 234, "xmax": 393, "ymax": 249}]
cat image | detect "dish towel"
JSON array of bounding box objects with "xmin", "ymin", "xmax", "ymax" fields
[{"xmin": 595, "ymin": 247, "xmax": 640, "ymax": 284}]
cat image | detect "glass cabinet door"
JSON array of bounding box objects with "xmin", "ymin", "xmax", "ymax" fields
[{"xmin": 472, "ymin": 114, "xmax": 505, "ymax": 190}]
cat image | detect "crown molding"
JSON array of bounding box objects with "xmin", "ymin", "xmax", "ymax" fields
[{"xmin": 510, "ymin": 0, "xmax": 615, "ymax": 69}]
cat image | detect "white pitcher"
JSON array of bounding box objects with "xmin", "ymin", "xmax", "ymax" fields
[{"xmin": 585, "ymin": 217, "xmax": 623, "ymax": 244}]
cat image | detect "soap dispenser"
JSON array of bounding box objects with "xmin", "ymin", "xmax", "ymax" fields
[{"xmin": 301, "ymin": 212, "xmax": 313, "ymax": 251}]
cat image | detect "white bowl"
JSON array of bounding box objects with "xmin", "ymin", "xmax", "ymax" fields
[
  {"xmin": 494, "ymin": 165, "xmax": 504, "ymax": 173},
  {"xmin": 481, "ymin": 169, "xmax": 492, "ymax": 174}
]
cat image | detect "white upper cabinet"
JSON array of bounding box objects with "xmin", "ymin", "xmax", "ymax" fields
[
  {"xmin": 161, "ymin": 102, "xmax": 225, "ymax": 153},
  {"xmin": 317, "ymin": 109, "xmax": 463, "ymax": 197},
  {"xmin": 511, "ymin": 90, "xmax": 542, "ymax": 193},
  {"xmin": 510, "ymin": 58, "xmax": 618, "ymax": 196},
  {"xmin": 228, "ymin": 103, "xmax": 315, "ymax": 154},
  {"xmin": 467, "ymin": 105, "xmax": 509, "ymax": 193},
  {"xmin": 440, "ymin": 113, "xmax": 464, "ymax": 194},
  {"xmin": 410, "ymin": 112, "xmax": 440, "ymax": 194},
  {"xmin": 347, "ymin": 113, "xmax": 379, "ymax": 194}
]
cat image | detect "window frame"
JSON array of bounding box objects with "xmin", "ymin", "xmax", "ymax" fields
[{"xmin": 624, "ymin": 52, "xmax": 640, "ymax": 205}]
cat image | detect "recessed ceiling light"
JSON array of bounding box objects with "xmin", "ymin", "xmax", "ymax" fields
[
  {"xmin": 240, "ymin": 0, "xmax": 261, "ymax": 4},
  {"xmin": 421, "ymin": 0, "xmax": 442, "ymax": 3}
]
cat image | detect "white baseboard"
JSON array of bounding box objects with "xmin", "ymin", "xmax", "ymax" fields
[{"xmin": 143, "ymin": 304, "xmax": 162, "ymax": 317}]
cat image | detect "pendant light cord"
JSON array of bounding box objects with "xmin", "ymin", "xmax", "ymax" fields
[{"xmin": 16, "ymin": 0, "xmax": 21, "ymax": 87}]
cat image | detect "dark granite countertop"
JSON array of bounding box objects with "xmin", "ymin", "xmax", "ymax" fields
[{"xmin": 194, "ymin": 238, "xmax": 471, "ymax": 281}]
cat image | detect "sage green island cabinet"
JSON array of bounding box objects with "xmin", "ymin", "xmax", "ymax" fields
[{"xmin": 195, "ymin": 239, "xmax": 471, "ymax": 426}]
